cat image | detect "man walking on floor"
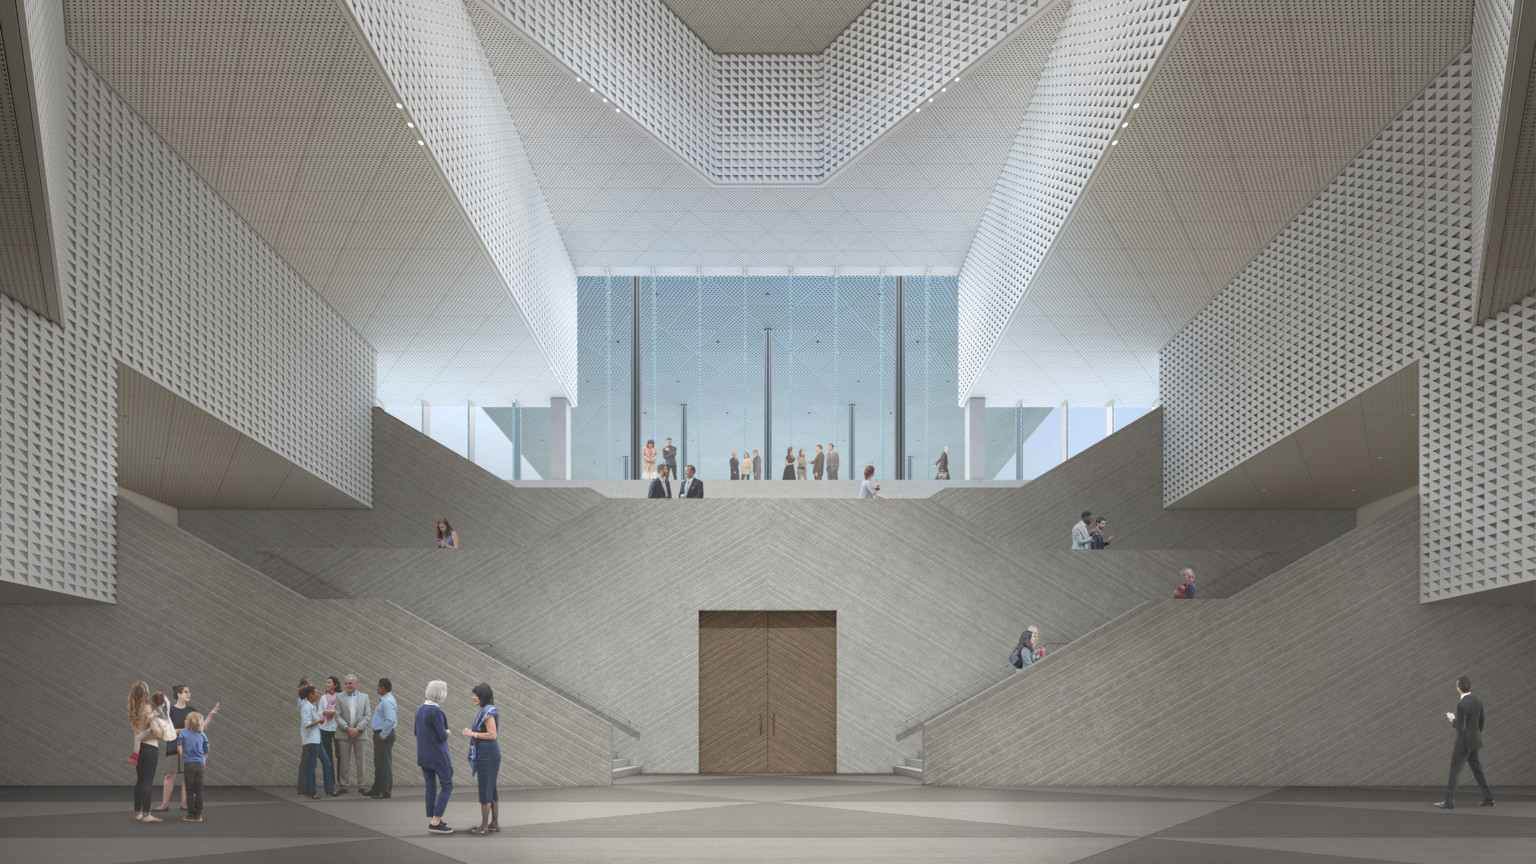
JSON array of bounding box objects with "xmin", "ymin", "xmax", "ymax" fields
[
  {"xmin": 826, "ymin": 444, "xmax": 839, "ymax": 480},
  {"xmin": 1434, "ymin": 675, "xmax": 1495, "ymax": 809},
  {"xmin": 334, "ymin": 674, "xmax": 371, "ymax": 794},
  {"xmin": 367, "ymin": 678, "xmax": 397, "ymax": 799}
]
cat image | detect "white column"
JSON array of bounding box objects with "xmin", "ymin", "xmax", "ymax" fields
[
  {"xmin": 421, "ymin": 400, "xmax": 431, "ymax": 435},
  {"xmin": 964, "ymin": 396, "xmax": 986, "ymax": 480},
  {"xmin": 1105, "ymin": 400, "xmax": 1114, "ymax": 437},
  {"xmin": 1059, "ymin": 400, "xmax": 1068, "ymax": 463},
  {"xmin": 467, "ymin": 401, "xmax": 477, "ymax": 463},
  {"xmin": 550, "ymin": 396, "xmax": 572, "ymax": 480}
]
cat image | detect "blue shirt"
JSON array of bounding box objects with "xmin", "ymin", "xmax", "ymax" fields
[
  {"xmin": 299, "ymin": 700, "xmax": 321, "ymax": 745},
  {"xmin": 371, "ymin": 692, "xmax": 398, "ymax": 737},
  {"xmin": 176, "ymin": 730, "xmax": 209, "ymax": 763}
]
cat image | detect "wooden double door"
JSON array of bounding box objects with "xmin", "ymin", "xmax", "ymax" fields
[{"xmin": 699, "ymin": 611, "xmax": 836, "ymax": 773}]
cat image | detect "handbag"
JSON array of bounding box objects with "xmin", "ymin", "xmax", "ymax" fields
[{"xmin": 150, "ymin": 714, "xmax": 176, "ymax": 742}]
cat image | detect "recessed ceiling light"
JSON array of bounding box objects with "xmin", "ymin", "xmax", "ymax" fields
[
  {"xmin": 602, "ymin": 98, "xmax": 607, "ymax": 103},
  {"xmin": 928, "ymin": 97, "xmax": 934, "ymax": 102},
  {"xmin": 1122, "ymin": 122, "xmax": 1128, "ymax": 128},
  {"xmin": 589, "ymin": 88, "xmax": 595, "ymax": 92},
  {"xmin": 576, "ymin": 77, "xmax": 582, "ymax": 82},
  {"xmin": 407, "ymin": 122, "xmax": 414, "ymax": 128},
  {"xmin": 395, "ymin": 102, "xmax": 402, "ymax": 109},
  {"xmin": 1111, "ymin": 140, "xmax": 1117, "ymax": 145},
  {"xmin": 417, "ymin": 140, "xmax": 424, "ymax": 146},
  {"xmin": 1133, "ymin": 102, "xmax": 1140, "ymax": 109},
  {"xmin": 915, "ymin": 108, "xmax": 920, "ymax": 112},
  {"xmin": 941, "ymin": 88, "xmax": 946, "ymax": 92}
]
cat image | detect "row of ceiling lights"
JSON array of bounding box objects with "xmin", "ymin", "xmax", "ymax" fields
[
  {"xmin": 1111, "ymin": 102, "xmax": 1140, "ymax": 145},
  {"xmin": 578, "ymin": 77, "xmax": 624, "ymax": 113},
  {"xmin": 396, "ymin": 102, "xmax": 423, "ymax": 146},
  {"xmin": 915, "ymin": 76, "xmax": 960, "ymax": 112}
]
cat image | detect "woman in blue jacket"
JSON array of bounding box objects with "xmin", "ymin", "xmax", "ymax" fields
[{"xmin": 415, "ymin": 679, "xmax": 453, "ymax": 834}]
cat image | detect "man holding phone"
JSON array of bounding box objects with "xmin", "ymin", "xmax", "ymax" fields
[{"xmin": 1433, "ymin": 675, "xmax": 1494, "ymax": 809}]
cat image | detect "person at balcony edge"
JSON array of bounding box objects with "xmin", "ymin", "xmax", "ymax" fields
[
  {"xmin": 811, "ymin": 444, "xmax": 825, "ymax": 479},
  {"xmin": 826, "ymin": 443, "xmax": 839, "ymax": 479},
  {"xmin": 752, "ymin": 449, "xmax": 761, "ymax": 480},
  {"xmin": 1090, "ymin": 517, "xmax": 1113, "ymax": 549},
  {"xmin": 642, "ymin": 439, "xmax": 658, "ymax": 479},
  {"xmin": 416, "ymin": 679, "xmax": 455, "ymax": 833},
  {"xmin": 729, "ymin": 451, "xmax": 739, "ymax": 480},
  {"xmin": 679, "ymin": 464, "xmax": 704, "ymax": 498},
  {"xmin": 368, "ymin": 678, "xmax": 398, "ymax": 799},
  {"xmin": 797, "ymin": 448, "xmax": 808, "ymax": 480},
  {"xmin": 460, "ymin": 683, "xmax": 501, "ymax": 835},
  {"xmin": 175, "ymin": 712, "xmax": 209, "ymax": 822},
  {"xmin": 783, "ymin": 448, "xmax": 796, "ymax": 480},
  {"xmin": 298, "ymin": 685, "xmax": 336, "ymax": 799},
  {"xmin": 647, "ymin": 464, "xmax": 672, "ymax": 498},
  {"xmin": 934, "ymin": 446, "xmax": 950, "ymax": 480},
  {"xmin": 1174, "ymin": 568, "xmax": 1196, "ymax": 599},
  {"xmin": 1072, "ymin": 511, "xmax": 1094, "ymax": 549},
  {"xmin": 859, "ymin": 465, "xmax": 885, "ymax": 499},
  {"xmin": 335, "ymin": 674, "xmax": 372, "ymax": 795},
  {"xmin": 1010, "ymin": 626, "xmax": 1040, "ymax": 669},
  {"xmin": 435, "ymin": 518, "xmax": 458, "ymax": 549},
  {"xmin": 662, "ymin": 437, "xmax": 678, "ymax": 481}
]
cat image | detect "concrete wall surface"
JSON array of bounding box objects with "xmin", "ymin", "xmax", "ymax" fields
[
  {"xmin": 0, "ymin": 501, "xmax": 611, "ymax": 787},
  {"xmin": 180, "ymin": 411, "xmax": 1358, "ymax": 774},
  {"xmin": 922, "ymin": 499, "xmax": 1536, "ymax": 786}
]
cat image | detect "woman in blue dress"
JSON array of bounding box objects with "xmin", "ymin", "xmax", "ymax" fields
[{"xmin": 460, "ymin": 682, "xmax": 500, "ymax": 835}]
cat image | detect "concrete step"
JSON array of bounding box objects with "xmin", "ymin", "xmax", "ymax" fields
[
  {"xmin": 904, "ymin": 758, "xmax": 923, "ymax": 769},
  {"xmin": 613, "ymin": 764, "xmax": 642, "ymax": 779},
  {"xmin": 893, "ymin": 764, "xmax": 923, "ymax": 780},
  {"xmin": 613, "ymin": 759, "xmax": 630, "ymax": 769}
]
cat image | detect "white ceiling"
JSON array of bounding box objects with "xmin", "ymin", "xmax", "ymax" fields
[
  {"xmin": 471, "ymin": 0, "xmax": 1068, "ymax": 271},
  {"xmin": 968, "ymin": 0, "xmax": 1475, "ymax": 407},
  {"xmin": 662, "ymin": 0, "xmax": 876, "ymax": 53},
  {"xmin": 65, "ymin": 0, "xmax": 567, "ymax": 407}
]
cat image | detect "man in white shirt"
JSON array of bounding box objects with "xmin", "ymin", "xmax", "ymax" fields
[{"xmin": 1072, "ymin": 511, "xmax": 1094, "ymax": 549}]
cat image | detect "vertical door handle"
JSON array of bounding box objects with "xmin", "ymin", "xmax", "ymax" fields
[
  {"xmin": 759, "ymin": 712, "xmax": 765, "ymax": 735},
  {"xmin": 770, "ymin": 713, "xmax": 776, "ymax": 736}
]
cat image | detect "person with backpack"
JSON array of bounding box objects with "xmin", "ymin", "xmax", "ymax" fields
[{"xmin": 1009, "ymin": 626, "xmax": 1041, "ymax": 669}]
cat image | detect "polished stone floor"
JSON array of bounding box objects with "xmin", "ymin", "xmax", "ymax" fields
[{"xmin": 2, "ymin": 775, "xmax": 1532, "ymax": 863}]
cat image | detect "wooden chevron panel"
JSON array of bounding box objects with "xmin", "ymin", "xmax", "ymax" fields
[
  {"xmin": 699, "ymin": 611, "xmax": 770, "ymax": 772},
  {"xmin": 767, "ymin": 611, "xmax": 837, "ymax": 773}
]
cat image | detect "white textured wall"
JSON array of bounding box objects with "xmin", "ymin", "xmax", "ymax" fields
[
  {"xmin": 1470, "ymin": 0, "xmax": 1515, "ymax": 290},
  {"xmin": 344, "ymin": 0, "xmax": 579, "ymax": 404},
  {"xmin": 0, "ymin": 55, "xmax": 373, "ymax": 602},
  {"xmin": 1163, "ymin": 44, "xmax": 1536, "ymax": 601},
  {"xmin": 956, "ymin": 0, "xmax": 1189, "ymax": 404},
  {"xmin": 478, "ymin": 0, "xmax": 1051, "ymax": 184}
]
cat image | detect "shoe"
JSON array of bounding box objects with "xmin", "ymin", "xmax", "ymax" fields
[
  {"xmin": 487, "ymin": 824, "xmax": 500, "ymax": 832},
  {"xmin": 183, "ymin": 815, "xmax": 197, "ymax": 822},
  {"xmin": 1480, "ymin": 800, "xmax": 1496, "ymax": 807},
  {"xmin": 370, "ymin": 792, "xmax": 391, "ymax": 799},
  {"xmin": 1432, "ymin": 802, "xmax": 1454, "ymax": 809},
  {"xmin": 358, "ymin": 788, "xmax": 372, "ymax": 796},
  {"xmin": 428, "ymin": 822, "xmax": 454, "ymax": 834},
  {"xmin": 335, "ymin": 788, "xmax": 347, "ymax": 796},
  {"xmin": 469, "ymin": 825, "xmax": 488, "ymax": 835},
  {"xmin": 125, "ymin": 753, "xmax": 140, "ymax": 765},
  {"xmin": 151, "ymin": 806, "xmax": 169, "ymax": 813}
]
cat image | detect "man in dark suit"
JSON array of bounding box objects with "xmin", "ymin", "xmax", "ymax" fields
[
  {"xmin": 826, "ymin": 443, "xmax": 839, "ymax": 480},
  {"xmin": 1434, "ymin": 675, "xmax": 1495, "ymax": 809},
  {"xmin": 811, "ymin": 444, "xmax": 826, "ymax": 480},
  {"xmin": 662, "ymin": 438, "xmax": 678, "ymax": 483},
  {"xmin": 752, "ymin": 450, "xmax": 761, "ymax": 480},
  {"xmin": 647, "ymin": 465, "xmax": 672, "ymax": 499},
  {"xmin": 678, "ymin": 465, "xmax": 703, "ymax": 498}
]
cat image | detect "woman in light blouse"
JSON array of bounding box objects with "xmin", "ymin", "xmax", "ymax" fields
[{"xmin": 459, "ymin": 683, "xmax": 501, "ymax": 835}]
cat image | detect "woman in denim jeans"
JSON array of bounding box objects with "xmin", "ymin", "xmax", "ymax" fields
[
  {"xmin": 460, "ymin": 683, "xmax": 501, "ymax": 835},
  {"xmin": 298, "ymin": 685, "xmax": 336, "ymax": 799}
]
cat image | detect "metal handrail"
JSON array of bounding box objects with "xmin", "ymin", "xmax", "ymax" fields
[
  {"xmin": 467, "ymin": 642, "xmax": 641, "ymax": 738},
  {"xmin": 895, "ymin": 642, "xmax": 1067, "ymax": 735}
]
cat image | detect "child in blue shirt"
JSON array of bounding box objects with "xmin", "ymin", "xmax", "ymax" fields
[{"xmin": 176, "ymin": 713, "xmax": 210, "ymax": 822}]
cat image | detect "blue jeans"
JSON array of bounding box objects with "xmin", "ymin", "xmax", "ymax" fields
[
  {"xmin": 422, "ymin": 766, "xmax": 453, "ymax": 819},
  {"xmin": 474, "ymin": 753, "xmax": 500, "ymax": 804},
  {"xmin": 300, "ymin": 742, "xmax": 334, "ymax": 797}
]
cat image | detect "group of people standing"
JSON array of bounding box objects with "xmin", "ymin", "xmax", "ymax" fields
[
  {"xmin": 773, "ymin": 444, "xmax": 840, "ymax": 480},
  {"xmin": 126, "ymin": 682, "xmax": 218, "ymax": 823},
  {"xmin": 1071, "ymin": 510, "xmax": 1114, "ymax": 549}
]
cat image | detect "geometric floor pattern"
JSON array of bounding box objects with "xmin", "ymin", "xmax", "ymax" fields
[{"xmin": 3, "ymin": 776, "xmax": 1533, "ymax": 864}]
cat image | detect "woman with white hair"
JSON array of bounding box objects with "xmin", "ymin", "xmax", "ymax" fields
[{"xmin": 415, "ymin": 679, "xmax": 454, "ymax": 834}]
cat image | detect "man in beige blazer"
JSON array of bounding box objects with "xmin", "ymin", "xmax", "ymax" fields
[{"xmin": 334, "ymin": 674, "xmax": 373, "ymax": 794}]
